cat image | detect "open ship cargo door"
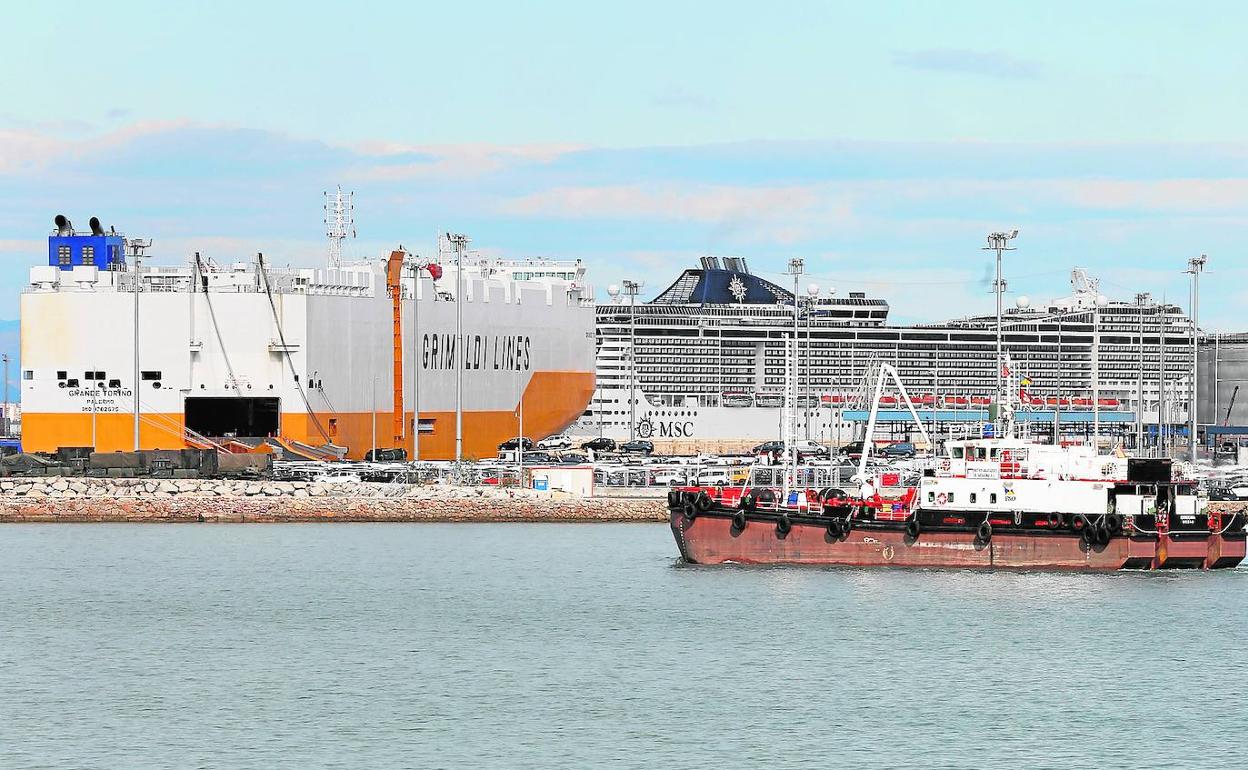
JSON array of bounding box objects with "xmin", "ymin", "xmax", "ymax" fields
[{"xmin": 185, "ymin": 397, "xmax": 280, "ymax": 438}]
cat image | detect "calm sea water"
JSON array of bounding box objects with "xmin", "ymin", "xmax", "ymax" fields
[{"xmin": 0, "ymin": 523, "xmax": 1244, "ymax": 769}]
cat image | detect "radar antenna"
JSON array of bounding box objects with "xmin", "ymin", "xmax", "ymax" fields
[{"xmin": 324, "ymin": 186, "xmax": 356, "ymax": 268}]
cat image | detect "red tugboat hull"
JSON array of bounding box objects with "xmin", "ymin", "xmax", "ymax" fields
[{"xmin": 670, "ymin": 508, "xmax": 1245, "ymax": 571}]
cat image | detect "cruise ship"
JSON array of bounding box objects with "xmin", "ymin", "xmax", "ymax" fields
[
  {"xmin": 20, "ymin": 209, "xmax": 596, "ymax": 460},
  {"xmin": 573, "ymin": 257, "xmax": 1195, "ymax": 452}
]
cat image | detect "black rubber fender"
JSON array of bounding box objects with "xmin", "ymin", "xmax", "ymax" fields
[
  {"xmin": 667, "ymin": 489, "xmax": 682, "ymax": 508},
  {"xmin": 1105, "ymin": 513, "xmax": 1123, "ymax": 534},
  {"xmin": 840, "ymin": 515, "xmax": 853, "ymax": 534},
  {"xmin": 1072, "ymin": 514, "xmax": 1090, "ymax": 533},
  {"xmin": 906, "ymin": 517, "xmax": 921, "ymax": 539},
  {"xmin": 826, "ymin": 519, "xmax": 842, "ymax": 538},
  {"xmin": 1080, "ymin": 525, "xmax": 1096, "ymax": 545},
  {"xmin": 1047, "ymin": 512, "xmax": 1063, "ymax": 529},
  {"xmin": 1096, "ymin": 524, "xmax": 1111, "ymax": 545},
  {"xmin": 681, "ymin": 501, "xmax": 697, "ymax": 521},
  {"xmin": 731, "ymin": 510, "xmax": 747, "ymax": 531},
  {"xmin": 776, "ymin": 514, "xmax": 792, "ymax": 536},
  {"xmin": 977, "ymin": 521, "xmax": 992, "ymax": 543},
  {"xmin": 740, "ymin": 492, "xmax": 757, "ymax": 513},
  {"xmin": 756, "ymin": 488, "xmax": 777, "ymax": 507},
  {"xmin": 694, "ymin": 491, "xmax": 713, "ymax": 512}
]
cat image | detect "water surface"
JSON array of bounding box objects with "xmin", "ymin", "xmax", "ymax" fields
[{"xmin": 1, "ymin": 523, "xmax": 1244, "ymax": 769}]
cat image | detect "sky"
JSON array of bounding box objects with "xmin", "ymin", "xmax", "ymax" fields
[{"xmin": 3, "ymin": 0, "xmax": 1247, "ymax": 341}]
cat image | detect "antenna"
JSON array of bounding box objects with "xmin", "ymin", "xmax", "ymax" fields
[{"xmin": 324, "ymin": 186, "xmax": 355, "ymax": 268}]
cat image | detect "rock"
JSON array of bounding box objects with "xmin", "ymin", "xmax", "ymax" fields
[{"xmin": 157, "ymin": 480, "xmax": 178, "ymax": 494}]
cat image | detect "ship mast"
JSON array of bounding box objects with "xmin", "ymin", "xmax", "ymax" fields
[
  {"xmin": 984, "ymin": 230, "xmax": 1018, "ymax": 438},
  {"xmin": 324, "ymin": 186, "xmax": 355, "ymax": 268}
]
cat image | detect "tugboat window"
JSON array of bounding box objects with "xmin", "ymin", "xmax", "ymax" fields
[
  {"xmin": 970, "ymin": 493, "xmax": 978, "ymax": 504},
  {"xmin": 990, "ymin": 493, "xmax": 998, "ymax": 504}
]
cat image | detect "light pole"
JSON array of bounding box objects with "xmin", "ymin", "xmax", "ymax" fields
[
  {"xmin": 787, "ymin": 259, "xmax": 803, "ymax": 486},
  {"xmin": 446, "ymin": 233, "xmax": 470, "ymax": 464},
  {"xmin": 1092, "ymin": 293, "xmax": 1108, "ymax": 452},
  {"xmin": 619, "ymin": 280, "xmax": 642, "ymax": 443},
  {"xmin": 983, "ymin": 230, "xmax": 1018, "ymax": 407},
  {"xmin": 1186, "ymin": 255, "xmax": 1206, "ymax": 462},
  {"xmin": 805, "ymin": 282, "xmax": 818, "ymax": 441}
]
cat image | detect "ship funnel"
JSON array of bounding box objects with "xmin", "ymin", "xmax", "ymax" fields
[
  {"xmin": 699, "ymin": 256, "xmax": 723, "ymax": 271},
  {"xmin": 54, "ymin": 214, "xmax": 73, "ymax": 236},
  {"xmin": 89, "ymin": 216, "xmax": 104, "ymax": 236}
]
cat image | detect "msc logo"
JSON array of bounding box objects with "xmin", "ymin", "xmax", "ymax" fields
[{"xmin": 636, "ymin": 417, "xmax": 694, "ymax": 438}]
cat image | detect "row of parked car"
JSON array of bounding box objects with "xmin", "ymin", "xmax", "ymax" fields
[{"xmin": 497, "ymin": 435, "xmax": 655, "ymax": 456}]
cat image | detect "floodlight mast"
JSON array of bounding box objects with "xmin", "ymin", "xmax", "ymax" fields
[{"xmin": 983, "ymin": 230, "xmax": 1018, "ymax": 427}]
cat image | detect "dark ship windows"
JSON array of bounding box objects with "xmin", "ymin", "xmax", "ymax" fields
[
  {"xmin": 184, "ymin": 397, "xmax": 280, "ymax": 437},
  {"xmin": 141, "ymin": 370, "xmax": 162, "ymax": 381},
  {"xmin": 23, "ymin": 370, "xmax": 32, "ymax": 380},
  {"xmin": 108, "ymin": 379, "xmax": 121, "ymax": 389},
  {"xmin": 970, "ymin": 493, "xmax": 978, "ymax": 504},
  {"xmin": 57, "ymin": 371, "xmax": 67, "ymax": 380}
]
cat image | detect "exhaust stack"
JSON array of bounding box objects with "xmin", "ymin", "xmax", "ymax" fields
[
  {"xmin": 89, "ymin": 216, "xmax": 105, "ymax": 236},
  {"xmin": 54, "ymin": 214, "xmax": 73, "ymax": 236}
]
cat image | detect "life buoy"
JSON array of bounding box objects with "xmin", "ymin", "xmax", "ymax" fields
[
  {"xmin": 777, "ymin": 514, "xmax": 792, "ymax": 536},
  {"xmin": 695, "ymin": 491, "xmax": 713, "ymax": 512},
  {"xmin": 938, "ymin": 458, "xmax": 951, "ymax": 472},
  {"xmin": 1208, "ymin": 510, "xmax": 1223, "ymax": 533},
  {"xmin": 977, "ymin": 521, "xmax": 992, "ymax": 543},
  {"xmin": 906, "ymin": 518, "xmax": 921, "ymax": 539},
  {"xmin": 681, "ymin": 501, "xmax": 697, "ymax": 520},
  {"xmin": 731, "ymin": 511, "xmax": 747, "ymax": 531},
  {"xmin": 937, "ymin": 493, "xmax": 949, "ymax": 506}
]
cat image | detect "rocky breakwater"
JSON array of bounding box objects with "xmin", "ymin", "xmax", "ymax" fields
[{"xmin": 0, "ymin": 477, "xmax": 666, "ymax": 523}]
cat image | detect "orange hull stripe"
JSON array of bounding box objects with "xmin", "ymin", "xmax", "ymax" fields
[{"xmin": 22, "ymin": 370, "xmax": 595, "ymax": 461}]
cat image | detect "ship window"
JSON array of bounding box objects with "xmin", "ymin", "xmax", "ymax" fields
[
  {"xmin": 57, "ymin": 245, "xmax": 71, "ymax": 265},
  {"xmin": 927, "ymin": 491, "xmax": 935, "ymax": 502},
  {"xmin": 23, "ymin": 370, "xmax": 32, "ymax": 380},
  {"xmin": 108, "ymin": 379, "xmax": 121, "ymax": 388},
  {"xmin": 990, "ymin": 493, "xmax": 998, "ymax": 504},
  {"xmin": 66, "ymin": 378, "xmax": 79, "ymax": 388},
  {"xmin": 952, "ymin": 447, "xmax": 964, "ymax": 459},
  {"xmin": 57, "ymin": 370, "xmax": 67, "ymax": 380},
  {"xmin": 947, "ymin": 493, "xmax": 955, "ymax": 503},
  {"xmin": 82, "ymin": 245, "xmax": 95, "ymax": 262},
  {"xmin": 970, "ymin": 493, "xmax": 977, "ymax": 504},
  {"xmin": 141, "ymin": 370, "xmax": 162, "ymax": 381}
]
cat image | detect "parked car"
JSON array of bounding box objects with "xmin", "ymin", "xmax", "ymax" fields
[
  {"xmin": 537, "ymin": 435, "xmax": 573, "ymax": 450},
  {"xmin": 581, "ymin": 437, "xmax": 617, "ymax": 452},
  {"xmin": 792, "ymin": 439, "xmax": 829, "ymax": 457},
  {"xmin": 521, "ymin": 451, "xmax": 558, "ymax": 464},
  {"xmin": 498, "ymin": 436, "xmax": 534, "ymax": 452},
  {"xmin": 652, "ymin": 467, "xmax": 689, "ymax": 485},
  {"xmin": 619, "ymin": 439, "xmax": 655, "ymax": 455},
  {"xmin": 838, "ymin": 441, "xmax": 865, "ymax": 458},
  {"xmin": 695, "ymin": 467, "xmax": 739, "ymax": 486},
  {"xmin": 557, "ymin": 452, "xmax": 589, "ymax": 465},
  {"xmin": 751, "ymin": 440, "xmax": 785, "ymax": 454},
  {"xmin": 363, "ymin": 447, "xmax": 408, "ymax": 462},
  {"xmin": 880, "ymin": 442, "xmax": 916, "ymax": 459}
]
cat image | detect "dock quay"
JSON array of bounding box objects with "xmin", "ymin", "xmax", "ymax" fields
[{"xmin": 0, "ymin": 477, "xmax": 665, "ymax": 523}]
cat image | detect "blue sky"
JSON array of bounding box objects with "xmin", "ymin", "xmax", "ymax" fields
[{"xmin": 3, "ymin": 0, "xmax": 1247, "ymax": 339}]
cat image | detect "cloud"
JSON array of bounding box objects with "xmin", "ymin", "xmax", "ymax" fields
[
  {"xmin": 892, "ymin": 48, "xmax": 1041, "ymax": 79},
  {"xmin": 346, "ymin": 142, "xmax": 584, "ymax": 182}
]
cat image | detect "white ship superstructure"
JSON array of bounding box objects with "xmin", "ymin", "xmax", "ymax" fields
[
  {"xmin": 574, "ymin": 257, "xmax": 1194, "ymax": 450},
  {"xmin": 21, "ymin": 216, "xmax": 595, "ymax": 460}
]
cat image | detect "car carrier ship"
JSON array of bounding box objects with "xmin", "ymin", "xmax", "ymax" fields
[{"xmin": 19, "ymin": 202, "xmax": 595, "ymax": 461}]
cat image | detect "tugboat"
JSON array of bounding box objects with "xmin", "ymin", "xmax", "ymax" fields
[{"xmin": 668, "ymin": 361, "xmax": 1247, "ymax": 571}]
